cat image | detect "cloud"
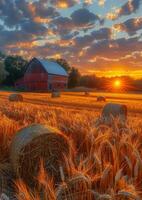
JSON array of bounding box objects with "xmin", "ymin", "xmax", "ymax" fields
[
  {"xmin": 74, "ymin": 28, "xmax": 112, "ymax": 48},
  {"xmin": 91, "ymin": 28, "xmax": 112, "ymax": 40},
  {"xmin": 0, "ymin": 0, "xmax": 141, "ymax": 75},
  {"xmin": 0, "ymin": 0, "xmax": 60, "ymax": 28},
  {"xmin": 114, "ymin": 17, "xmax": 142, "ymax": 35},
  {"xmin": 85, "ymin": 37, "xmax": 142, "ymax": 59},
  {"xmin": 71, "ymin": 8, "xmax": 102, "ymax": 29},
  {"xmin": 20, "ymin": 21, "xmax": 48, "ymax": 35},
  {"xmin": 0, "ymin": 30, "xmax": 34, "ymax": 47},
  {"xmin": 118, "ymin": 0, "xmax": 142, "ymax": 17},
  {"xmin": 107, "ymin": 0, "xmax": 142, "ymax": 20},
  {"xmin": 33, "ymin": 1, "xmax": 60, "ymax": 18},
  {"xmin": 50, "ymin": 0, "xmax": 77, "ymax": 8},
  {"xmin": 51, "ymin": 9, "xmax": 102, "ymax": 39},
  {"xmin": 98, "ymin": 0, "xmax": 106, "ymax": 6},
  {"xmin": 51, "ymin": 16, "xmax": 74, "ymax": 37},
  {"xmin": 0, "ymin": 0, "xmax": 24, "ymax": 27}
]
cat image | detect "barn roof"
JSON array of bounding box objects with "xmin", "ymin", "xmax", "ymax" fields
[{"xmin": 37, "ymin": 58, "xmax": 68, "ymax": 76}]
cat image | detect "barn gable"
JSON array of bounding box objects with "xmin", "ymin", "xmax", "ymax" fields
[
  {"xmin": 25, "ymin": 58, "xmax": 47, "ymax": 74},
  {"xmin": 25, "ymin": 58, "xmax": 68, "ymax": 77},
  {"xmin": 15, "ymin": 57, "xmax": 68, "ymax": 91}
]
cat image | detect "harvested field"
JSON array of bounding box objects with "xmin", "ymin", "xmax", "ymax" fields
[{"xmin": 0, "ymin": 91, "xmax": 142, "ymax": 199}]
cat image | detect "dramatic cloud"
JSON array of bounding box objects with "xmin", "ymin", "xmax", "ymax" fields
[
  {"xmin": 50, "ymin": 0, "xmax": 77, "ymax": 8},
  {"xmin": 85, "ymin": 37, "xmax": 142, "ymax": 59},
  {"xmin": 0, "ymin": 0, "xmax": 142, "ymax": 77},
  {"xmin": 71, "ymin": 8, "xmax": 102, "ymax": 29},
  {"xmin": 114, "ymin": 17, "xmax": 142, "ymax": 35},
  {"xmin": 98, "ymin": 0, "xmax": 106, "ymax": 6},
  {"xmin": 74, "ymin": 28, "xmax": 112, "ymax": 48},
  {"xmin": 107, "ymin": 0, "xmax": 142, "ymax": 20},
  {"xmin": 0, "ymin": 30, "xmax": 34, "ymax": 47},
  {"xmin": 20, "ymin": 21, "xmax": 47, "ymax": 35},
  {"xmin": 51, "ymin": 9, "xmax": 102, "ymax": 39}
]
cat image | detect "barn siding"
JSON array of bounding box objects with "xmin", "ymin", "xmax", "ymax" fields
[
  {"xmin": 15, "ymin": 58, "xmax": 68, "ymax": 91},
  {"xmin": 23, "ymin": 59, "xmax": 48, "ymax": 91},
  {"xmin": 48, "ymin": 74, "xmax": 68, "ymax": 90}
]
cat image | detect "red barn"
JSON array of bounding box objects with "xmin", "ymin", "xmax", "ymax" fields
[{"xmin": 15, "ymin": 58, "xmax": 68, "ymax": 91}]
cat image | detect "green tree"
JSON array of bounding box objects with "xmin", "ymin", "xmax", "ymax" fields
[
  {"xmin": 56, "ymin": 58, "xmax": 71, "ymax": 73},
  {"xmin": 68, "ymin": 67, "xmax": 81, "ymax": 88},
  {"xmin": 0, "ymin": 51, "xmax": 6, "ymax": 60},
  {"xmin": 80, "ymin": 75, "xmax": 99, "ymax": 88},
  {"xmin": 4, "ymin": 56, "xmax": 28, "ymax": 85},
  {"xmin": 0, "ymin": 61, "xmax": 8, "ymax": 83}
]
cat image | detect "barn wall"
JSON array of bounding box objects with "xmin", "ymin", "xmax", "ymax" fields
[
  {"xmin": 15, "ymin": 58, "xmax": 68, "ymax": 91},
  {"xmin": 23, "ymin": 59, "xmax": 48, "ymax": 91},
  {"xmin": 48, "ymin": 74, "xmax": 68, "ymax": 91}
]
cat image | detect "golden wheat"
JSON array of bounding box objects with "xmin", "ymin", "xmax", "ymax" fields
[{"xmin": 0, "ymin": 91, "xmax": 142, "ymax": 199}]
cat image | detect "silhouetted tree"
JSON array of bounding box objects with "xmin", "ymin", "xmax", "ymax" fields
[
  {"xmin": 56, "ymin": 58, "xmax": 71, "ymax": 73},
  {"xmin": 80, "ymin": 75, "xmax": 99, "ymax": 88},
  {"xmin": 0, "ymin": 51, "xmax": 6, "ymax": 60},
  {"xmin": 0, "ymin": 61, "xmax": 8, "ymax": 83},
  {"xmin": 4, "ymin": 56, "xmax": 28, "ymax": 85},
  {"xmin": 68, "ymin": 67, "xmax": 81, "ymax": 88}
]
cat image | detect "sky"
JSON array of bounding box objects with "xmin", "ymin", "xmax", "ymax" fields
[{"xmin": 0, "ymin": 0, "xmax": 142, "ymax": 78}]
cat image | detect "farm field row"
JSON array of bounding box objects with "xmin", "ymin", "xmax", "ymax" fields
[
  {"xmin": 0, "ymin": 90, "xmax": 142, "ymax": 199},
  {"xmin": 0, "ymin": 91, "xmax": 142, "ymax": 114}
]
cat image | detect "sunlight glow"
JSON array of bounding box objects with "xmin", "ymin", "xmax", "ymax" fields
[{"xmin": 114, "ymin": 80, "xmax": 121, "ymax": 89}]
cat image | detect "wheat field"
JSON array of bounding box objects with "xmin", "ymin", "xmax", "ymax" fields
[{"xmin": 0, "ymin": 91, "xmax": 142, "ymax": 200}]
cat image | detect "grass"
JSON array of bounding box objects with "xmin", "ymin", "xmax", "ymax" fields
[{"xmin": 0, "ymin": 91, "xmax": 142, "ymax": 199}]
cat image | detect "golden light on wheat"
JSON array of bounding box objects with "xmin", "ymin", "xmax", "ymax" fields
[{"xmin": 0, "ymin": 91, "xmax": 142, "ymax": 199}]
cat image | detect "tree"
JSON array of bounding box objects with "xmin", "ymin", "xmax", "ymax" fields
[
  {"xmin": 68, "ymin": 67, "xmax": 81, "ymax": 88},
  {"xmin": 56, "ymin": 58, "xmax": 71, "ymax": 73},
  {"xmin": 80, "ymin": 75, "xmax": 99, "ymax": 88},
  {"xmin": 4, "ymin": 56, "xmax": 28, "ymax": 85},
  {"xmin": 0, "ymin": 51, "xmax": 6, "ymax": 60},
  {"xmin": 0, "ymin": 61, "xmax": 8, "ymax": 83}
]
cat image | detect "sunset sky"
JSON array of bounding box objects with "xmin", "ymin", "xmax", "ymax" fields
[{"xmin": 0, "ymin": 0, "xmax": 142, "ymax": 78}]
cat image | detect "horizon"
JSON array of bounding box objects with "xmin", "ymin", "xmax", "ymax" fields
[{"xmin": 0, "ymin": 0, "xmax": 142, "ymax": 79}]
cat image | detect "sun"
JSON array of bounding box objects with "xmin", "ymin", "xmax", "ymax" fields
[{"xmin": 114, "ymin": 80, "xmax": 122, "ymax": 89}]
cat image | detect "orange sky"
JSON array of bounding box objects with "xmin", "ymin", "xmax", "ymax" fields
[
  {"xmin": 0, "ymin": 0, "xmax": 142, "ymax": 79},
  {"xmin": 84, "ymin": 70, "xmax": 142, "ymax": 79}
]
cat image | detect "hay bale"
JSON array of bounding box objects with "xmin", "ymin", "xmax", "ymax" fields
[
  {"xmin": 97, "ymin": 96, "xmax": 106, "ymax": 102},
  {"xmin": 10, "ymin": 124, "xmax": 73, "ymax": 186},
  {"xmin": 102, "ymin": 103, "xmax": 127, "ymax": 122},
  {"xmin": 84, "ymin": 92, "xmax": 90, "ymax": 96},
  {"xmin": 56, "ymin": 173, "xmax": 93, "ymax": 200},
  {"xmin": 51, "ymin": 91, "xmax": 61, "ymax": 98},
  {"xmin": 9, "ymin": 94, "xmax": 23, "ymax": 102},
  {"xmin": 95, "ymin": 103, "xmax": 127, "ymax": 127}
]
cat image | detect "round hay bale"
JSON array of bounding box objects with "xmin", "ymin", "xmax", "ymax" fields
[
  {"xmin": 51, "ymin": 91, "xmax": 61, "ymax": 98},
  {"xmin": 84, "ymin": 92, "xmax": 90, "ymax": 96},
  {"xmin": 97, "ymin": 96, "xmax": 106, "ymax": 102},
  {"xmin": 9, "ymin": 94, "xmax": 23, "ymax": 102},
  {"xmin": 56, "ymin": 173, "xmax": 93, "ymax": 200},
  {"xmin": 102, "ymin": 103, "xmax": 127, "ymax": 123},
  {"xmin": 10, "ymin": 124, "xmax": 73, "ymax": 186}
]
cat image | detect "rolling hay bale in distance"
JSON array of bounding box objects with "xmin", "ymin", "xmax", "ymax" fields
[
  {"xmin": 56, "ymin": 173, "xmax": 93, "ymax": 200},
  {"xmin": 97, "ymin": 96, "xmax": 106, "ymax": 102},
  {"xmin": 95, "ymin": 103, "xmax": 127, "ymax": 127},
  {"xmin": 51, "ymin": 91, "xmax": 61, "ymax": 98},
  {"xmin": 9, "ymin": 94, "xmax": 23, "ymax": 102},
  {"xmin": 84, "ymin": 91, "xmax": 90, "ymax": 96},
  {"xmin": 10, "ymin": 124, "xmax": 73, "ymax": 186},
  {"xmin": 102, "ymin": 103, "xmax": 127, "ymax": 122}
]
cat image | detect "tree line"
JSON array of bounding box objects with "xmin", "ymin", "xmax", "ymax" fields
[{"xmin": 0, "ymin": 52, "xmax": 142, "ymax": 92}]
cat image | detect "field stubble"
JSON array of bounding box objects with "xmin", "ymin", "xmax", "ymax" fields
[{"xmin": 0, "ymin": 91, "xmax": 142, "ymax": 199}]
